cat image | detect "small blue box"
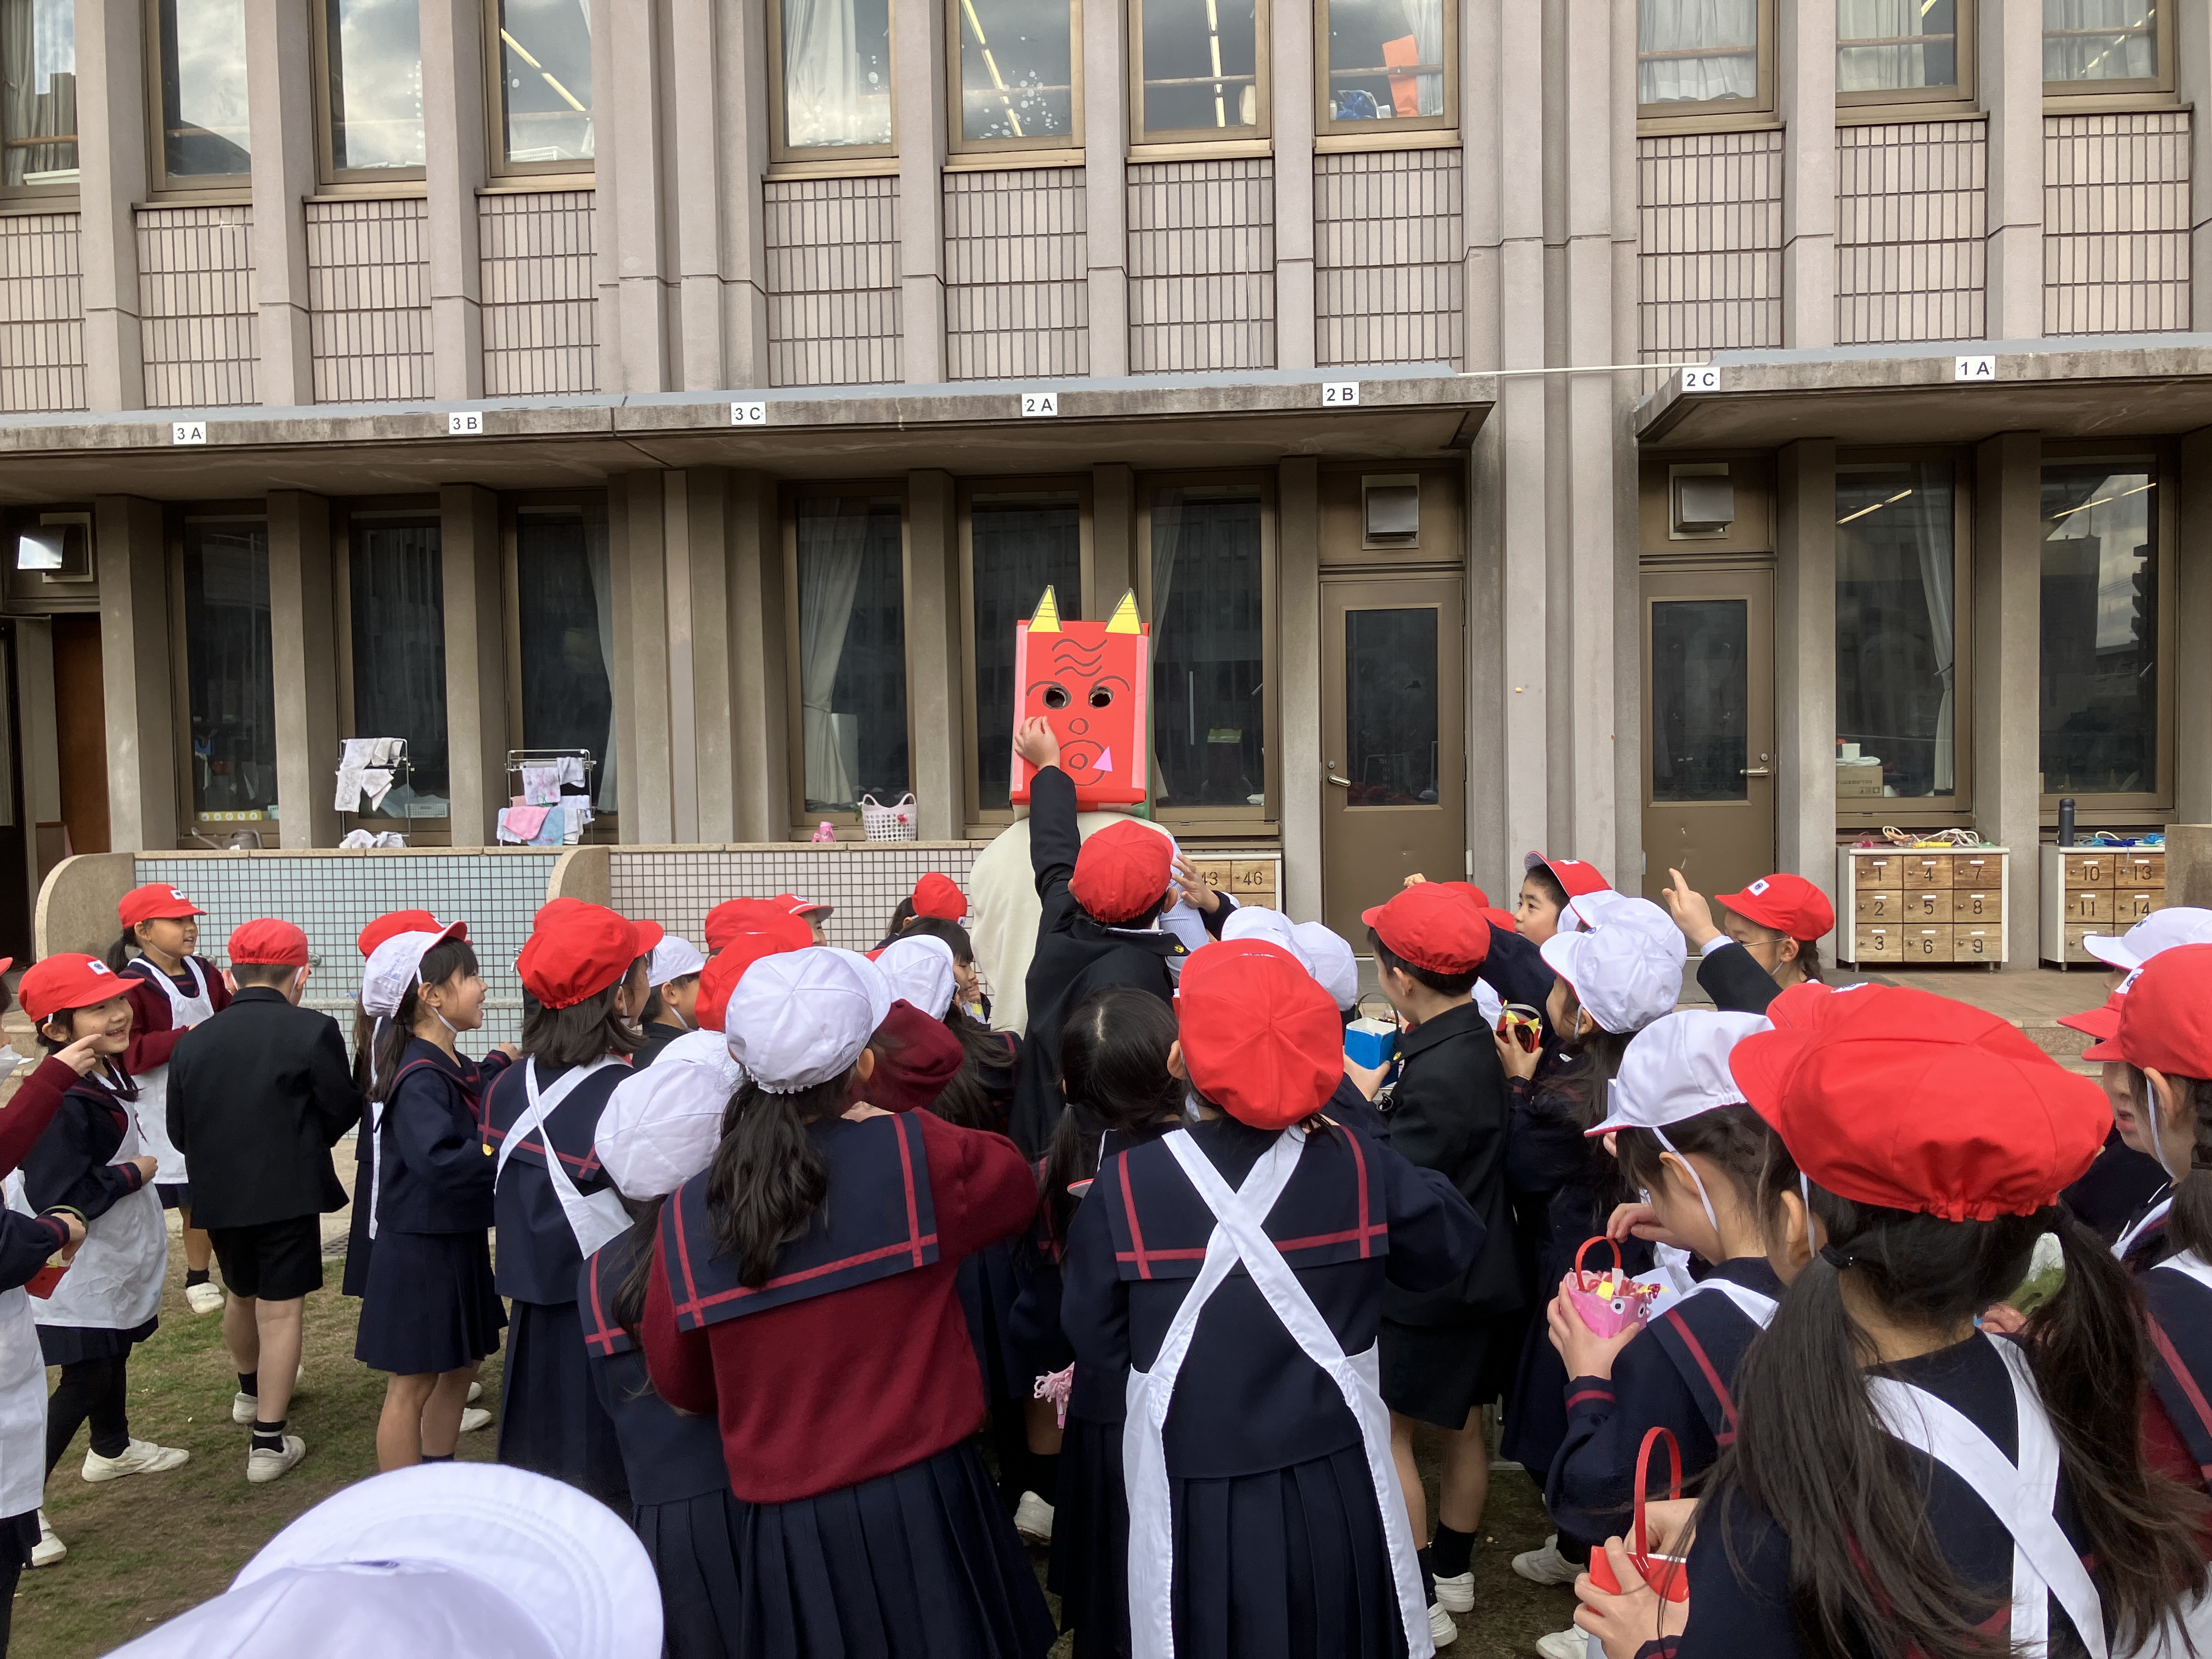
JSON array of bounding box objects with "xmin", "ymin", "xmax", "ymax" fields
[{"xmin": 1344, "ymin": 1017, "xmax": 1398, "ymax": 1071}]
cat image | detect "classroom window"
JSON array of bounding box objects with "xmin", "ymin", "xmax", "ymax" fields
[
  {"xmin": 2040, "ymin": 461, "xmax": 2161, "ymax": 799},
  {"xmin": 182, "ymin": 517, "xmax": 276, "ymax": 821},
  {"xmin": 1148, "ymin": 483, "xmax": 1266, "ymax": 814},
  {"xmin": 952, "ymin": 0, "xmax": 1076, "ymax": 148},
  {"xmin": 514, "ymin": 503, "xmax": 616, "ymax": 809},
  {"xmin": 776, "ymin": 0, "xmax": 893, "ymax": 154},
  {"xmin": 1837, "ymin": 0, "xmax": 1967, "ymax": 101},
  {"xmin": 321, "ymin": 0, "xmax": 425, "ymax": 176},
  {"xmin": 1835, "ymin": 461, "xmax": 1965, "ymax": 807},
  {"xmin": 1136, "ymin": 0, "xmax": 1263, "ymax": 139},
  {"xmin": 794, "ymin": 496, "xmax": 908, "ymax": 816},
  {"xmin": 1638, "ymin": 0, "xmax": 1765, "ymax": 114},
  {"xmin": 2045, "ymin": 0, "xmax": 2161, "ymax": 87},
  {"xmin": 154, "ymin": 0, "xmax": 251, "ymax": 182},
  {"xmin": 969, "ymin": 490, "xmax": 1082, "ymax": 814},
  {"xmin": 347, "ymin": 514, "xmax": 448, "ymax": 808},
  {"xmin": 494, "ymin": 0, "xmax": 592, "ymax": 170},
  {"xmin": 2, "ymin": 0, "xmax": 76, "ymax": 192},
  {"xmin": 1320, "ymin": 0, "xmax": 1448, "ymax": 129}
]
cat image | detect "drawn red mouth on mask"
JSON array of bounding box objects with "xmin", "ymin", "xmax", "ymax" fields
[{"xmin": 1058, "ymin": 741, "xmax": 1115, "ymax": 781}]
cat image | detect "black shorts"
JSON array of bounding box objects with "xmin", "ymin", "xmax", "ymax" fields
[
  {"xmin": 207, "ymin": 1216, "xmax": 325, "ymax": 1302},
  {"xmin": 155, "ymin": 1182, "xmax": 191, "ymax": 1212},
  {"xmin": 1380, "ymin": 1314, "xmax": 1525, "ymax": 1429}
]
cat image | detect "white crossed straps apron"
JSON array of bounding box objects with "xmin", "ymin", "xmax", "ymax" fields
[
  {"xmin": 7, "ymin": 1071, "xmax": 167, "ymax": 1335},
  {"xmin": 493, "ymin": 1057, "xmax": 631, "ymax": 1260},
  {"xmin": 1122, "ymin": 1126, "xmax": 1432, "ymax": 1659},
  {"xmin": 1869, "ymin": 1333, "xmax": 2106, "ymax": 1659},
  {"xmin": 2114, "ymin": 1189, "xmax": 2176, "ymax": 1261},
  {"xmin": 1681, "ymin": 1275, "xmax": 1778, "ymax": 1328},
  {"xmin": 126, "ymin": 957, "xmax": 215, "ymax": 1184}
]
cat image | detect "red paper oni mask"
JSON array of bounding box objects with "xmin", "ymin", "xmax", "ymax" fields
[{"xmin": 1010, "ymin": 587, "xmax": 1150, "ymax": 808}]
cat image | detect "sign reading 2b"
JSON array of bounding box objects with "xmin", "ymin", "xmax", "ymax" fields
[{"xmin": 1010, "ymin": 586, "xmax": 1151, "ymax": 808}]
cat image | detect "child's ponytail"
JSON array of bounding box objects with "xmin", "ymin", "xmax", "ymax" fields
[
  {"xmin": 707, "ymin": 1074, "xmax": 841, "ymax": 1286},
  {"xmin": 102, "ymin": 927, "xmax": 138, "ymax": 974},
  {"xmin": 2157, "ymin": 1071, "xmax": 2212, "ymax": 1264}
]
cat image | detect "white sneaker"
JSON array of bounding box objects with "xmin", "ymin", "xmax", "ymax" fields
[
  {"xmin": 1012, "ymin": 1490, "xmax": 1053, "ymax": 1544},
  {"xmin": 1533, "ymin": 1629, "xmax": 1588, "ymax": 1659},
  {"xmin": 1429, "ymin": 1602, "xmax": 1459, "ymax": 1647},
  {"xmin": 184, "ymin": 1282, "xmax": 224, "ymax": 1315},
  {"xmin": 31, "ymin": 1511, "xmax": 64, "ymax": 1567},
  {"xmin": 459, "ymin": 1406, "xmax": 493, "ymax": 1434},
  {"xmin": 1434, "ymin": 1568, "xmax": 1475, "ymax": 1613},
  {"xmin": 232, "ymin": 1391, "xmax": 258, "ymax": 1425},
  {"xmin": 246, "ymin": 1434, "xmax": 307, "ymax": 1484},
  {"xmin": 1513, "ymin": 1533, "xmax": 1582, "ymax": 1587},
  {"xmin": 83, "ymin": 1438, "xmax": 190, "ymax": 1482},
  {"xmin": 467, "ymin": 1381, "xmax": 482, "ymax": 1404}
]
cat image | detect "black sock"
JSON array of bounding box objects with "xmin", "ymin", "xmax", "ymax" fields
[
  {"xmin": 1432, "ymin": 1522, "xmax": 1476, "ymax": 1578},
  {"xmin": 421, "ymin": 1452, "xmax": 455, "ymax": 1463},
  {"xmin": 250, "ymin": 1418, "xmax": 286, "ymax": 1452},
  {"xmin": 237, "ymin": 1373, "xmax": 258, "ymax": 1398},
  {"xmin": 185, "ymin": 1269, "xmax": 210, "ymax": 1287},
  {"xmin": 1418, "ymin": 1544, "xmax": 1436, "ymax": 1607}
]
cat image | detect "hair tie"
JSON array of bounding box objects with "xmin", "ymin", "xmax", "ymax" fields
[{"xmin": 1819, "ymin": 1244, "xmax": 1855, "ymax": 1272}]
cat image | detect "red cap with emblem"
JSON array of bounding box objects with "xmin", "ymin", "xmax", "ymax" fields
[
  {"xmin": 119, "ymin": 884, "xmax": 203, "ymax": 928},
  {"xmin": 704, "ymin": 898, "xmax": 808, "ymax": 954},
  {"xmin": 1524, "ymin": 853, "xmax": 1611, "ymax": 899},
  {"xmin": 1716, "ymin": 873, "xmax": 1836, "ymax": 943},
  {"xmin": 1361, "ymin": 882, "xmax": 1492, "ymax": 976},
  {"xmin": 21, "ymin": 953, "xmax": 127, "ymax": 1023},
  {"xmin": 517, "ymin": 902, "xmax": 644, "ymax": 1011},
  {"xmin": 228, "ymin": 918, "xmax": 309, "ymax": 967},
  {"xmin": 1069, "ymin": 819, "xmax": 1174, "ymax": 926},
  {"xmin": 357, "ymin": 910, "xmax": 449, "ymax": 958},
  {"xmin": 912, "ymin": 872, "xmax": 968, "ymax": 922},
  {"xmin": 695, "ymin": 921, "xmax": 814, "ymax": 1031},
  {"xmin": 2089, "ymin": 943, "xmax": 2212, "ymax": 1075},
  {"xmin": 1730, "ymin": 984, "xmax": 2108, "ymax": 1221},
  {"xmin": 1176, "ymin": 940, "xmax": 1345, "ymax": 1130},
  {"xmin": 2059, "ymin": 990, "xmax": 2125, "ymax": 1043}
]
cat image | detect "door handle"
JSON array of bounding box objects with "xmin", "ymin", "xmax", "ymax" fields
[
  {"xmin": 1327, "ymin": 772, "xmax": 1353, "ymax": 787},
  {"xmin": 1741, "ymin": 766, "xmax": 1772, "ymax": 777}
]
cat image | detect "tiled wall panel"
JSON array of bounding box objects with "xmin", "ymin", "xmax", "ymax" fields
[
  {"xmin": 1637, "ymin": 131, "xmax": 1783, "ymax": 359},
  {"xmin": 480, "ymin": 190, "xmax": 598, "ymax": 396},
  {"xmin": 765, "ymin": 176, "xmax": 901, "ymax": 387},
  {"xmin": 306, "ymin": 198, "xmax": 432, "ymax": 403},
  {"xmin": 1836, "ymin": 121, "xmax": 1987, "ymax": 344},
  {"xmin": 1126, "ymin": 158, "xmax": 1275, "ymax": 371},
  {"xmin": 1315, "ymin": 149, "xmax": 1463, "ymax": 368},
  {"xmin": 0, "ymin": 212, "xmax": 86, "ymax": 412},
  {"xmin": 608, "ymin": 846, "xmax": 985, "ymax": 958},
  {"xmin": 137, "ymin": 205, "xmax": 258, "ymax": 408},
  {"xmin": 944, "ymin": 167, "xmax": 1088, "ymax": 380},
  {"xmin": 2044, "ymin": 111, "xmax": 2191, "ymax": 335}
]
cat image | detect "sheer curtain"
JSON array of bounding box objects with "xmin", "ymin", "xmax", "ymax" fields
[
  {"xmin": 782, "ymin": 0, "xmax": 884, "ymax": 146},
  {"xmin": 2044, "ymin": 0, "xmax": 2156, "ymax": 81},
  {"xmin": 586, "ymin": 518, "xmax": 617, "ymax": 809},
  {"xmin": 1914, "ymin": 532, "xmax": 1956, "ymax": 794},
  {"xmin": 1639, "ymin": 0, "xmax": 1758, "ymax": 104},
  {"xmin": 1408, "ymin": 0, "xmax": 1443, "ymax": 116},
  {"xmin": 1148, "ymin": 492, "xmax": 1183, "ymax": 804},
  {"xmin": 799, "ymin": 505, "xmax": 871, "ymax": 809},
  {"xmin": 1837, "ymin": 0, "xmax": 1926, "ymax": 91}
]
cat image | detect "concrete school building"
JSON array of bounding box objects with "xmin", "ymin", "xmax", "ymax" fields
[{"xmin": 2, "ymin": 0, "xmax": 2211, "ymax": 975}]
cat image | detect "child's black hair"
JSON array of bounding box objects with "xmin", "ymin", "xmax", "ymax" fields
[
  {"xmin": 1523, "ymin": 864, "xmax": 1570, "ymax": 910},
  {"xmin": 707, "ymin": 1069, "xmax": 855, "ymax": 1286},
  {"xmin": 1039, "ymin": 987, "xmax": 1184, "ymax": 1252},
  {"xmin": 641, "ymin": 972, "xmax": 701, "ymax": 1029},
  {"xmin": 611, "ymin": 1193, "xmax": 664, "ymax": 1342},
  {"xmin": 896, "ymin": 915, "xmax": 974, "ymax": 962},
  {"xmin": 100, "ymin": 928, "xmax": 138, "ymax": 974},
  {"xmin": 369, "ymin": 938, "xmax": 480, "ymax": 1101},
  {"xmin": 520, "ymin": 958, "xmax": 644, "ymax": 1070},
  {"xmin": 231, "ymin": 962, "xmax": 301, "ymax": 989},
  {"xmin": 1613, "ymin": 1104, "xmax": 1785, "ymax": 1244},
  {"xmin": 1368, "ymin": 929, "xmax": 1480, "ymax": 998},
  {"xmin": 875, "ymin": 898, "xmax": 918, "ymax": 948},
  {"xmin": 2151, "ymin": 1069, "xmax": 2212, "ymax": 1264}
]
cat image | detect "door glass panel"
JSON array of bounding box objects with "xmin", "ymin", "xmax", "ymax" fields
[
  {"xmin": 1836, "ymin": 460, "xmax": 1956, "ymax": 800},
  {"xmin": 1150, "ymin": 484, "xmax": 1264, "ymax": 810},
  {"xmin": 1343, "ymin": 608, "xmax": 1438, "ymax": 806},
  {"xmin": 1651, "ymin": 598, "xmax": 1748, "ymax": 802},
  {"xmin": 183, "ymin": 516, "xmax": 276, "ymax": 819},
  {"xmin": 515, "ymin": 503, "xmax": 616, "ymax": 809},
  {"xmin": 349, "ymin": 515, "xmax": 448, "ymax": 803},
  {"xmin": 2040, "ymin": 461, "xmax": 2157, "ymax": 795},
  {"xmin": 972, "ymin": 492, "xmax": 1080, "ymax": 812}
]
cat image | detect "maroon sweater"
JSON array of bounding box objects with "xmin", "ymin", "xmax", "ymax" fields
[
  {"xmin": 642, "ymin": 1108, "xmax": 1037, "ymax": 1504},
  {"xmin": 120, "ymin": 957, "xmax": 232, "ymax": 1076},
  {"xmin": 0, "ymin": 1057, "xmax": 82, "ymax": 1178}
]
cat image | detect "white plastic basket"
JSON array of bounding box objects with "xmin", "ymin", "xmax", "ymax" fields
[{"xmin": 860, "ymin": 792, "xmax": 918, "ymax": 842}]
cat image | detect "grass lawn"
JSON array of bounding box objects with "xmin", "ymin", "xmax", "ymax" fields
[{"xmin": 13, "ymin": 1251, "xmax": 1579, "ymax": 1659}]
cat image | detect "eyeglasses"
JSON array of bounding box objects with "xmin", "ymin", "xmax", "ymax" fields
[{"xmin": 1496, "ymin": 1004, "xmax": 1544, "ymax": 1054}]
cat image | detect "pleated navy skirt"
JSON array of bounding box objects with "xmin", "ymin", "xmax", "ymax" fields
[
  {"xmin": 1049, "ymin": 1415, "xmax": 1129, "ymax": 1652},
  {"xmin": 498, "ymin": 1298, "xmax": 631, "ymax": 1510},
  {"xmin": 37, "ymin": 1316, "xmax": 157, "ymax": 1367},
  {"xmin": 1170, "ymin": 1443, "xmax": 1408, "ymax": 1659},
  {"xmin": 957, "ymin": 1242, "xmax": 1035, "ymax": 1402},
  {"xmin": 354, "ymin": 1228, "xmax": 504, "ymax": 1376},
  {"xmin": 730, "ymin": 1439, "xmax": 1057, "ymax": 1659},
  {"xmin": 637, "ymin": 1489, "xmax": 748, "ymax": 1659},
  {"xmin": 340, "ymin": 1133, "xmax": 374, "ymax": 1298}
]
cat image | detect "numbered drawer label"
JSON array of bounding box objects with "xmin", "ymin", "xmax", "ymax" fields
[
  {"xmin": 1854, "ymin": 854, "xmax": 1903, "ymax": 891},
  {"xmin": 1903, "ymin": 856, "xmax": 1951, "ymax": 890},
  {"xmin": 1951, "ymin": 889, "xmax": 2000, "ymax": 922},
  {"xmin": 1855, "ymin": 924, "xmax": 1903, "ymax": 962},
  {"xmin": 1957, "ymin": 927, "xmax": 1999, "ymax": 961},
  {"xmin": 1905, "ymin": 926, "xmax": 1953, "ymax": 962},
  {"xmin": 2067, "ymin": 888, "xmax": 2108, "ymax": 923},
  {"xmin": 2118, "ymin": 891, "xmax": 2162, "ymax": 923},
  {"xmin": 2062, "ymin": 853, "xmax": 2114, "ymax": 888},
  {"xmin": 1854, "ymin": 890, "xmax": 1894, "ymax": 923}
]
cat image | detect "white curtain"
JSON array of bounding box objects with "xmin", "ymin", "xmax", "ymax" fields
[
  {"xmin": 1837, "ymin": 0, "xmax": 1926, "ymax": 92},
  {"xmin": 1638, "ymin": 0, "xmax": 1758, "ymax": 105},
  {"xmin": 799, "ymin": 505, "xmax": 870, "ymax": 809},
  {"xmin": 1914, "ymin": 532, "xmax": 1956, "ymax": 795},
  {"xmin": 1407, "ymin": 0, "xmax": 1443, "ymax": 117},
  {"xmin": 782, "ymin": 0, "xmax": 886, "ymax": 146},
  {"xmin": 2043, "ymin": 0, "xmax": 2156, "ymax": 81},
  {"xmin": 586, "ymin": 518, "xmax": 617, "ymax": 810},
  {"xmin": 1147, "ymin": 492, "xmax": 1183, "ymax": 805}
]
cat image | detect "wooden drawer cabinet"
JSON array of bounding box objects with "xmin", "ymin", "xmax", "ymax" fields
[
  {"xmin": 1900, "ymin": 853, "xmax": 1951, "ymax": 889},
  {"xmin": 1855, "ymin": 923, "xmax": 1904, "ymax": 964},
  {"xmin": 2061, "ymin": 851, "xmax": 2116, "ymax": 888},
  {"xmin": 1854, "ymin": 889, "xmax": 1899, "ymax": 923},
  {"xmin": 1951, "ymin": 888, "xmax": 2001, "ymax": 923},
  {"xmin": 1838, "ymin": 846, "xmax": 2008, "ymax": 967},
  {"xmin": 1955, "ymin": 924, "xmax": 2001, "ymax": 963},
  {"xmin": 1900, "ymin": 924, "xmax": 1953, "ymax": 962},
  {"xmin": 2041, "ymin": 844, "xmax": 2164, "ymax": 966}
]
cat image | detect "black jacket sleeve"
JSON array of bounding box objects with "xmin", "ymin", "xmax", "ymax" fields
[
  {"xmin": 0, "ymin": 1210, "xmax": 67, "ymax": 1293},
  {"xmin": 23, "ymin": 1100, "xmax": 138, "ymax": 1221},
  {"xmin": 1695, "ymin": 943, "xmax": 1782, "ymax": 1015},
  {"xmin": 1029, "ymin": 764, "xmax": 1082, "ymax": 905},
  {"xmin": 307, "ymin": 1017, "xmax": 366, "ymax": 1146},
  {"xmin": 1373, "ymin": 1140, "xmax": 1486, "ymax": 1296}
]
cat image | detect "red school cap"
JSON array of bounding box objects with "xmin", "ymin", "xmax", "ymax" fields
[
  {"xmin": 1175, "ymin": 941, "xmax": 1345, "ymax": 1130},
  {"xmin": 704, "ymin": 898, "xmax": 805, "ymax": 953},
  {"xmin": 228, "ymin": 919, "xmax": 310, "ymax": 967},
  {"xmin": 912, "ymin": 872, "xmax": 968, "ymax": 922},
  {"xmin": 1361, "ymin": 882, "xmax": 1492, "ymax": 975},
  {"xmin": 2059, "ymin": 990, "xmax": 2125, "ymax": 1043},
  {"xmin": 2090, "ymin": 943, "xmax": 2212, "ymax": 1075},
  {"xmin": 1730, "ymin": 984, "xmax": 2108, "ymax": 1221},
  {"xmin": 772, "ymin": 893, "xmax": 834, "ymax": 921},
  {"xmin": 1716, "ymin": 874, "xmax": 1836, "ymax": 943},
  {"xmin": 1069, "ymin": 819, "xmax": 1175, "ymax": 926},
  {"xmin": 357, "ymin": 910, "xmax": 458, "ymax": 958},
  {"xmin": 21, "ymin": 953, "xmax": 126, "ymax": 1023},
  {"xmin": 694, "ymin": 921, "xmax": 814, "ymax": 1031},
  {"xmin": 517, "ymin": 902, "xmax": 644, "ymax": 1011},
  {"xmin": 1524, "ymin": 853, "xmax": 1611, "ymax": 899},
  {"xmin": 120, "ymin": 884, "xmax": 203, "ymax": 928}
]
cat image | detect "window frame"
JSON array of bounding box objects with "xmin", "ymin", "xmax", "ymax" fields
[
  {"xmin": 2035, "ymin": 440, "xmax": 2176, "ymax": 823},
  {"xmin": 781, "ymin": 480, "xmax": 916, "ymax": 839},
  {"xmin": 1835, "ymin": 0, "xmax": 1976, "ymax": 112},
  {"xmin": 945, "ymin": 0, "xmax": 1083, "ymax": 157},
  {"xmin": 1127, "ymin": 0, "xmax": 1273, "ymax": 150},
  {"xmin": 484, "ymin": 0, "xmax": 597, "ymax": 183},
  {"xmin": 166, "ymin": 501, "xmax": 279, "ymax": 843},
  {"xmin": 2043, "ymin": 0, "xmax": 2173, "ymax": 100},
  {"xmin": 0, "ymin": 0, "xmax": 81, "ymax": 204},
  {"xmin": 143, "ymin": 0, "xmax": 253, "ymax": 196},
  {"xmin": 1312, "ymin": 0, "xmax": 1456, "ymax": 138},
  {"xmin": 1135, "ymin": 467, "xmax": 1280, "ymax": 838},
  {"xmin": 956, "ymin": 476, "xmax": 1094, "ymax": 837},
  {"xmin": 499, "ymin": 489, "xmax": 618, "ymax": 840},
  {"xmin": 1634, "ymin": 0, "xmax": 1775, "ymax": 127},
  {"xmin": 1830, "ymin": 446, "xmax": 1976, "ymax": 832},
  {"xmin": 768, "ymin": 0, "xmax": 899, "ymax": 167},
  {"xmin": 332, "ymin": 498, "xmax": 452, "ymax": 842},
  {"xmin": 311, "ymin": 0, "xmax": 429, "ymax": 188}
]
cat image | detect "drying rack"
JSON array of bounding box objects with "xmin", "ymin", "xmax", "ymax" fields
[
  {"xmin": 503, "ymin": 748, "xmax": 599, "ymax": 844},
  {"xmin": 337, "ymin": 738, "xmax": 417, "ymax": 842}
]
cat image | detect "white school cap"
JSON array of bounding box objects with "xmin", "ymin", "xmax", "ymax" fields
[
  {"xmin": 876, "ymin": 934, "xmax": 958, "ymax": 1019},
  {"xmin": 1292, "ymin": 922, "xmax": 1361, "ymax": 1011},
  {"xmin": 646, "ymin": 935, "xmax": 707, "ymax": 988},
  {"xmin": 596, "ymin": 1056, "xmax": 728, "ymax": 1200},
  {"xmin": 104, "ymin": 1463, "xmax": 660, "ymax": 1659},
  {"xmin": 1538, "ymin": 893, "xmax": 1687, "ymax": 1035},
  {"xmin": 2083, "ymin": 906, "xmax": 2212, "ymax": 973},
  {"xmin": 1222, "ymin": 905, "xmax": 1299, "ymax": 955},
  {"xmin": 358, "ymin": 924, "xmax": 467, "ymax": 1018},
  {"xmin": 1587, "ymin": 1009, "xmax": 1773, "ymax": 1137},
  {"xmin": 726, "ymin": 947, "xmax": 890, "ymax": 1093}
]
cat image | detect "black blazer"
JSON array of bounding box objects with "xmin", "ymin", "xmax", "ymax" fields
[
  {"xmin": 1695, "ymin": 941, "xmax": 1782, "ymax": 1015},
  {"xmin": 168, "ymin": 986, "xmax": 363, "ymax": 1229}
]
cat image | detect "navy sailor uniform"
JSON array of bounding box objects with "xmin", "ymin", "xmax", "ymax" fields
[{"xmin": 1060, "ymin": 1116, "xmax": 1485, "ymax": 1659}]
